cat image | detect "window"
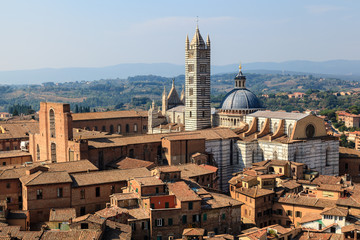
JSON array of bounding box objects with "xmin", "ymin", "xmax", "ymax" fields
[
  {"xmin": 203, "ymin": 213, "xmax": 207, "ymax": 221},
  {"xmin": 142, "ymin": 221, "xmax": 148, "ymax": 229},
  {"xmin": 36, "ymin": 144, "xmax": 40, "ymax": 161},
  {"xmin": 257, "ymin": 212, "xmax": 262, "ymax": 217},
  {"xmin": 80, "ymin": 189, "xmax": 85, "ymax": 199},
  {"xmin": 279, "ymin": 168, "xmax": 282, "ymax": 173},
  {"xmin": 2, "ymin": 162, "xmax": 5, "ymax": 166},
  {"xmin": 117, "ymin": 124, "xmax": 121, "ymax": 133},
  {"xmin": 190, "ymin": 100, "xmax": 193, "ymax": 107},
  {"xmin": 189, "ymin": 88, "xmax": 193, "ymax": 96},
  {"xmin": 81, "ymin": 223, "xmax": 89, "ymax": 229},
  {"xmin": 110, "ymin": 185, "xmax": 115, "ymax": 194},
  {"xmin": 156, "ymin": 218, "xmax": 163, "ymax": 227},
  {"xmin": 325, "ymin": 147, "xmax": 330, "ymax": 166},
  {"xmin": 151, "ymin": 203, "xmax": 155, "ymax": 209},
  {"xmin": 202, "ymin": 111, "xmax": 205, "ymax": 118},
  {"xmin": 134, "ymin": 124, "xmax": 138, "ymax": 132},
  {"xmin": 339, "ymin": 217, "xmax": 343, "ymax": 221},
  {"xmin": 131, "ymin": 223, "xmax": 136, "ymax": 231},
  {"xmin": 287, "ymin": 210, "xmax": 293, "ymax": 216},
  {"xmin": 126, "ymin": 124, "xmax": 129, "ymax": 133},
  {"xmin": 182, "ymin": 215, "xmax": 187, "ymax": 224},
  {"xmin": 49, "ymin": 109, "xmax": 56, "ymax": 138},
  {"xmin": 277, "ymin": 209, "xmax": 283, "ymax": 215},
  {"xmin": 193, "ymin": 214, "xmax": 199, "ymax": 222},
  {"xmin": 110, "ymin": 125, "xmax": 114, "ymax": 134},
  {"xmin": 129, "ymin": 149, "xmax": 134, "ymax": 158},
  {"xmin": 165, "ymin": 202, "xmax": 169, "ymax": 208},
  {"xmin": 6, "ymin": 197, "xmax": 11, "ymax": 203},
  {"xmin": 188, "ymin": 64, "xmax": 194, "ymax": 72},
  {"xmin": 286, "ymin": 221, "xmax": 291, "ymax": 227},
  {"xmin": 202, "ymin": 100, "xmax": 205, "ymax": 107},
  {"xmin": 36, "ymin": 189, "xmax": 43, "ymax": 199},
  {"xmin": 168, "ymin": 218, "xmax": 173, "ymax": 226},
  {"xmin": 201, "ymin": 88, "xmax": 205, "ymax": 96},
  {"xmin": 295, "ymin": 211, "xmax": 302, "ymax": 218},
  {"xmin": 95, "ymin": 187, "xmax": 100, "ymax": 197},
  {"xmin": 156, "ymin": 187, "xmax": 159, "ymax": 194},
  {"xmin": 200, "ymin": 64, "xmax": 207, "ymax": 73},
  {"xmin": 57, "ymin": 188, "xmax": 63, "ymax": 198},
  {"xmin": 189, "ymin": 111, "xmax": 192, "ymax": 118},
  {"xmin": 143, "ymin": 125, "xmax": 147, "ymax": 131},
  {"xmin": 80, "ymin": 207, "xmax": 86, "ymax": 216},
  {"xmin": 51, "ymin": 143, "xmax": 56, "ymax": 163},
  {"xmin": 102, "ymin": 126, "xmax": 106, "ymax": 132},
  {"xmin": 222, "ymin": 213, "xmax": 226, "ymax": 220},
  {"xmin": 6, "ymin": 183, "xmax": 10, "ymax": 188},
  {"xmin": 345, "ymin": 163, "xmax": 349, "ymax": 171},
  {"xmin": 200, "ymin": 76, "xmax": 206, "ymax": 84},
  {"xmin": 189, "ymin": 76, "xmax": 194, "ymax": 84},
  {"xmin": 188, "ymin": 202, "xmax": 193, "ymax": 210},
  {"xmin": 306, "ymin": 124, "xmax": 315, "ymax": 138}
]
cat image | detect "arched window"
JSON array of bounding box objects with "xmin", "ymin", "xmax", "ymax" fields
[
  {"xmin": 102, "ymin": 126, "xmax": 106, "ymax": 132},
  {"xmin": 325, "ymin": 147, "xmax": 330, "ymax": 166},
  {"xmin": 49, "ymin": 109, "xmax": 56, "ymax": 138},
  {"xmin": 288, "ymin": 124, "xmax": 293, "ymax": 137},
  {"xmin": 94, "ymin": 126, "xmax": 98, "ymax": 131},
  {"xmin": 190, "ymin": 111, "xmax": 192, "ymax": 118},
  {"xmin": 273, "ymin": 151, "xmax": 278, "ymax": 160},
  {"xmin": 36, "ymin": 144, "xmax": 40, "ymax": 161},
  {"xmin": 126, "ymin": 124, "xmax": 130, "ymax": 133},
  {"xmin": 273, "ymin": 122, "xmax": 278, "ymax": 133},
  {"xmin": 202, "ymin": 111, "xmax": 205, "ymax": 118},
  {"xmin": 117, "ymin": 124, "xmax": 121, "ymax": 133},
  {"xmin": 306, "ymin": 124, "xmax": 315, "ymax": 138},
  {"xmin": 134, "ymin": 124, "xmax": 138, "ymax": 132},
  {"xmin": 110, "ymin": 125, "xmax": 114, "ymax": 134},
  {"xmin": 51, "ymin": 143, "xmax": 56, "ymax": 163}
]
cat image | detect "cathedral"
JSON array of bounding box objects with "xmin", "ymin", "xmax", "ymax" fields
[{"xmin": 147, "ymin": 25, "xmax": 339, "ymax": 189}]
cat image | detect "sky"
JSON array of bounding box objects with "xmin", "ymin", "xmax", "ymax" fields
[{"xmin": 0, "ymin": 0, "xmax": 359, "ymax": 71}]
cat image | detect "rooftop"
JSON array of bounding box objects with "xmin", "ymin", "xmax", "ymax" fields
[
  {"xmin": 235, "ymin": 186, "xmax": 274, "ymax": 198},
  {"xmin": 167, "ymin": 181, "xmax": 201, "ymax": 202},
  {"xmin": 176, "ymin": 164, "xmax": 215, "ymax": 179},
  {"xmin": 72, "ymin": 110, "xmax": 148, "ymax": 121},
  {"xmin": 20, "ymin": 171, "xmax": 72, "ymax": 186},
  {"xmin": 72, "ymin": 213, "xmax": 105, "ymax": 225},
  {"xmin": 0, "ymin": 121, "xmax": 39, "ymax": 139},
  {"xmin": 49, "ymin": 208, "xmax": 76, "ymax": 222},
  {"xmin": 133, "ymin": 176, "xmax": 165, "ymax": 186},
  {"xmin": 248, "ymin": 111, "xmax": 309, "ymax": 120},
  {"xmin": 95, "ymin": 206, "xmax": 129, "ymax": 219},
  {"xmin": 107, "ymin": 157, "xmax": 156, "ymax": 170},
  {"xmin": 299, "ymin": 212, "xmax": 322, "ymax": 224},
  {"xmin": 71, "ymin": 168, "xmax": 151, "ymax": 187},
  {"xmin": 321, "ymin": 207, "xmax": 348, "ymax": 217},
  {"xmin": 278, "ymin": 193, "xmax": 336, "ymax": 208}
]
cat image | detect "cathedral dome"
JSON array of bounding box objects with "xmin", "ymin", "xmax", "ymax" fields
[{"xmin": 220, "ymin": 88, "xmax": 262, "ymax": 110}]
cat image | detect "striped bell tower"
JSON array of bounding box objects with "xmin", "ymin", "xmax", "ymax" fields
[{"xmin": 185, "ymin": 26, "xmax": 211, "ymax": 131}]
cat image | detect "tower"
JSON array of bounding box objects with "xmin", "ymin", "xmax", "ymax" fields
[
  {"xmin": 185, "ymin": 26, "xmax": 211, "ymax": 131},
  {"xmin": 162, "ymin": 86, "xmax": 168, "ymax": 115}
]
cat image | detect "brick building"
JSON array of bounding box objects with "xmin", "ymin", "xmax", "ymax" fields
[
  {"xmin": 336, "ymin": 111, "xmax": 360, "ymax": 128},
  {"xmin": 0, "ymin": 121, "xmax": 38, "ymax": 151},
  {"xmin": 339, "ymin": 147, "xmax": 360, "ymax": 183}
]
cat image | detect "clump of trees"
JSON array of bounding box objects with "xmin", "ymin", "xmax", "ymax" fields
[{"xmin": 8, "ymin": 104, "xmax": 35, "ymax": 116}]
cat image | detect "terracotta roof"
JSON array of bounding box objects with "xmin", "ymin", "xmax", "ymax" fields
[
  {"xmin": 155, "ymin": 165, "xmax": 181, "ymax": 173},
  {"xmin": 321, "ymin": 207, "xmax": 348, "ymax": 217},
  {"xmin": 311, "ymin": 175, "xmax": 342, "ymax": 185},
  {"xmin": 341, "ymin": 224, "xmax": 360, "ymax": 233},
  {"xmin": 72, "ymin": 110, "xmax": 148, "ymax": 121},
  {"xmin": 95, "ymin": 206, "xmax": 129, "ymax": 219},
  {"xmin": 299, "ymin": 212, "xmax": 322, "ymax": 224},
  {"xmin": 71, "ymin": 168, "xmax": 151, "ymax": 187},
  {"xmin": 133, "ymin": 176, "xmax": 164, "ymax": 186},
  {"xmin": 45, "ymin": 160, "xmax": 98, "ymax": 174},
  {"xmin": 278, "ymin": 194, "xmax": 336, "ymax": 208},
  {"xmin": 235, "ymin": 186, "xmax": 274, "ymax": 198},
  {"xmin": 20, "ymin": 171, "xmax": 72, "ymax": 186},
  {"xmin": 41, "ymin": 229, "xmax": 102, "ymax": 240},
  {"xmin": 199, "ymin": 164, "xmax": 218, "ymax": 173},
  {"xmin": 279, "ymin": 179, "xmax": 301, "ymax": 190},
  {"xmin": 72, "ymin": 214, "xmax": 105, "ymax": 225},
  {"xmin": 229, "ymin": 174, "xmax": 257, "ymax": 185},
  {"xmin": 183, "ymin": 228, "xmax": 205, "ymax": 236},
  {"xmin": 6, "ymin": 210, "xmax": 28, "ymax": 220},
  {"xmin": 111, "ymin": 192, "xmax": 139, "ymax": 201},
  {"xmin": 0, "ymin": 226, "xmax": 43, "ymax": 239},
  {"xmin": 238, "ymin": 229, "xmax": 267, "ymax": 239},
  {"xmin": 294, "ymin": 232, "xmax": 343, "ymax": 240},
  {"xmin": 49, "ymin": 208, "xmax": 76, "ymax": 222},
  {"xmin": 201, "ymin": 192, "xmax": 243, "ymax": 209},
  {"xmin": 167, "ymin": 181, "xmax": 201, "ymax": 202},
  {"xmin": 88, "ymin": 128, "xmax": 238, "ymax": 149},
  {"xmin": 0, "ymin": 121, "xmax": 39, "ymax": 139},
  {"xmin": 339, "ymin": 147, "xmax": 360, "ymax": 158},
  {"xmin": 175, "ymin": 164, "xmax": 214, "ymax": 178},
  {"xmin": 336, "ymin": 195, "xmax": 360, "ymax": 208},
  {"xmin": 73, "ymin": 128, "xmax": 122, "ymax": 139},
  {"xmin": 0, "ymin": 150, "xmax": 31, "ymax": 158},
  {"xmin": 317, "ymin": 184, "xmax": 344, "ymax": 192},
  {"xmin": 107, "ymin": 157, "xmax": 156, "ymax": 170},
  {"xmin": 127, "ymin": 207, "xmax": 149, "ymax": 221},
  {"xmin": 104, "ymin": 220, "xmax": 132, "ymax": 240}
]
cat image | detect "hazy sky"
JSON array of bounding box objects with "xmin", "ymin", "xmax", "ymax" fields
[{"xmin": 0, "ymin": 0, "xmax": 359, "ymax": 71}]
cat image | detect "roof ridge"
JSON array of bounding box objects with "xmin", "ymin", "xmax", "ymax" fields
[{"xmin": 23, "ymin": 171, "xmax": 43, "ymax": 185}]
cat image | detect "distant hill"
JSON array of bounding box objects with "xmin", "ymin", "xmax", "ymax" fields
[{"xmin": 0, "ymin": 60, "xmax": 360, "ymax": 85}]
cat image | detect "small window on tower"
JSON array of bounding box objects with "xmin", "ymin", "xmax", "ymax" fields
[
  {"xmin": 201, "ymin": 88, "xmax": 205, "ymax": 96},
  {"xmin": 200, "ymin": 76, "xmax": 206, "ymax": 84},
  {"xmin": 188, "ymin": 64, "xmax": 194, "ymax": 72},
  {"xmin": 202, "ymin": 100, "xmax": 205, "ymax": 107},
  {"xmin": 190, "ymin": 100, "xmax": 193, "ymax": 107},
  {"xmin": 190, "ymin": 111, "xmax": 192, "ymax": 118},
  {"xmin": 189, "ymin": 88, "xmax": 193, "ymax": 96},
  {"xmin": 200, "ymin": 64, "xmax": 207, "ymax": 73},
  {"xmin": 202, "ymin": 111, "xmax": 205, "ymax": 118},
  {"xmin": 189, "ymin": 77, "xmax": 194, "ymax": 84}
]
